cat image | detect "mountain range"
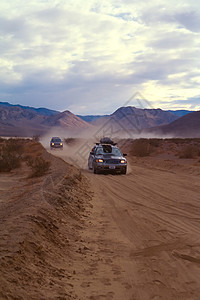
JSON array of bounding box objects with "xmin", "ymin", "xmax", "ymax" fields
[
  {"xmin": 167, "ymin": 110, "xmax": 194, "ymax": 117},
  {"xmin": 78, "ymin": 109, "xmax": 194, "ymax": 121},
  {"xmin": 0, "ymin": 103, "xmax": 91, "ymax": 136},
  {"xmin": 145, "ymin": 111, "xmax": 200, "ymax": 138},
  {"xmin": 91, "ymin": 107, "xmax": 179, "ymax": 133},
  {"xmin": 0, "ymin": 101, "xmax": 199, "ymax": 137},
  {"xmin": 0, "ymin": 102, "xmax": 57, "ymax": 116}
]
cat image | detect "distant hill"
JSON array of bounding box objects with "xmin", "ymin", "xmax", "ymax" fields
[
  {"xmin": 43, "ymin": 110, "xmax": 92, "ymax": 129},
  {"xmin": 77, "ymin": 115, "xmax": 108, "ymax": 122},
  {"xmin": 0, "ymin": 102, "xmax": 58, "ymax": 116},
  {"xmin": 92, "ymin": 107, "xmax": 179, "ymax": 133},
  {"xmin": 0, "ymin": 105, "xmax": 48, "ymax": 136},
  {"xmin": 0, "ymin": 104, "xmax": 91, "ymax": 137},
  {"xmin": 78, "ymin": 110, "xmax": 194, "ymax": 122},
  {"xmin": 167, "ymin": 110, "xmax": 194, "ymax": 117},
  {"xmin": 145, "ymin": 111, "xmax": 200, "ymax": 137}
]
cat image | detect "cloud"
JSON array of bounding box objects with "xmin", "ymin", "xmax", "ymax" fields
[
  {"xmin": 141, "ymin": 3, "xmax": 200, "ymax": 33},
  {"xmin": 148, "ymin": 31, "xmax": 195, "ymax": 49},
  {"xmin": 174, "ymin": 11, "xmax": 200, "ymax": 33},
  {"xmin": 0, "ymin": 0, "xmax": 199, "ymax": 114},
  {"xmin": 160, "ymin": 96, "xmax": 200, "ymax": 110}
]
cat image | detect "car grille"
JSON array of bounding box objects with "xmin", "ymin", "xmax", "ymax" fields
[{"xmin": 104, "ymin": 159, "xmax": 120, "ymax": 164}]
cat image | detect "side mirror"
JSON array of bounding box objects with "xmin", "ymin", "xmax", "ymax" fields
[
  {"xmin": 123, "ymin": 153, "xmax": 127, "ymax": 157},
  {"xmin": 90, "ymin": 151, "xmax": 94, "ymax": 155}
]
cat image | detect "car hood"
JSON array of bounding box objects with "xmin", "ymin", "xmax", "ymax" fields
[{"xmin": 97, "ymin": 155, "xmax": 126, "ymax": 160}]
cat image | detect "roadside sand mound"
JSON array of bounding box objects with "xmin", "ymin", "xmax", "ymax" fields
[{"xmin": 0, "ymin": 148, "xmax": 92, "ymax": 300}]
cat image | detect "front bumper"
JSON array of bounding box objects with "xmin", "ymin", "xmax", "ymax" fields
[
  {"xmin": 95, "ymin": 163, "xmax": 127, "ymax": 172},
  {"xmin": 50, "ymin": 144, "xmax": 63, "ymax": 148}
]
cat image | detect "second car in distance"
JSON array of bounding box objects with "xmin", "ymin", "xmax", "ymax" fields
[{"xmin": 50, "ymin": 137, "xmax": 63, "ymax": 149}]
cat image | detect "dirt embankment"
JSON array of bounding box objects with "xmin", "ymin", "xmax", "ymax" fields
[{"xmin": 0, "ymin": 142, "xmax": 92, "ymax": 300}]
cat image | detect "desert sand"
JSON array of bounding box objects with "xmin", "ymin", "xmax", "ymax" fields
[{"xmin": 1, "ymin": 139, "xmax": 200, "ymax": 299}]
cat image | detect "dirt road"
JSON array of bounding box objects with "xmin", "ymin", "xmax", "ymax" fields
[{"xmin": 66, "ymin": 157, "xmax": 200, "ymax": 300}]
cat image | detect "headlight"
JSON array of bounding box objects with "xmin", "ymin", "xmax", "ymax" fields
[
  {"xmin": 96, "ymin": 159, "xmax": 103, "ymax": 163},
  {"xmin": 60, "ymin": 143, "xmax": 63, "ymax": 146},
  {"xmin": 51, "ymin": 142, "xmax": 54, "ymax": 145},
  {"xmin": 120, "ymin": 160, "xmax": 126, "ymax": 163}
]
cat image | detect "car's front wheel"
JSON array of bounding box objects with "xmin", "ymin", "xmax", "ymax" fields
[
  {"xmin": 121, "ymin": 167, "xmax": 127, "ymax": 174},
  {"xmin": 93, "ymin": 166, "xmax": 97, "ymax": 174},
  {"xmin": 93, "ymin": 165, "xmax": 100, "ymax": 174}
]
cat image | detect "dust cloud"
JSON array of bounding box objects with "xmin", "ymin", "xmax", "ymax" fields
[
  {"xmin": 40, "ymin": 125, "xmax": 172, "ymax": 172},
  {"xmin": 40, "ymin": 127, "xmax": 97, "ymax": 170}
]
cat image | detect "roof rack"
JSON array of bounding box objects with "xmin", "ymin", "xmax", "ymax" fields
[{"xmin": 100, "ymin": 137, "xmax": 115, "ymax": 145}]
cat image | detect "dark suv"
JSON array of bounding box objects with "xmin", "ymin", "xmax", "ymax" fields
[
  {"xmin": 50, "ymin": 137, "xmax": 63, "ymax": 149},
  {"xmin": 88, "ymin": 141, "xmax": 127, "ymax": 174}
]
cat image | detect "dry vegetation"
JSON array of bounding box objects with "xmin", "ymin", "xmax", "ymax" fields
[
  {"xmin": 26, "ymin": 156, "xmax": 51, "ymax": 177},
  {"xmin": 0, "ymin": 138, "xmax": 24, "ymax": 172},
  {"xmin": 64, "ymin": 137, "xmax": 78, "ymax": 146},
  {"xmin": 0, "ymin": 138, "xmax": 50, "ymax": 177},
  {"xmin": 129, "ymin": 138, "xmax": 162, "ymax": 157},
  {"xmin": 178, "ymin": 144, "xmax": 200, "ymax": 159},
  {"xmin": 130, "ymin": 139, "xmax": 153, "ymax": 157},
  {"xmin": 129, "ymin": 138, "xmax": 200, "ymax": 159}
]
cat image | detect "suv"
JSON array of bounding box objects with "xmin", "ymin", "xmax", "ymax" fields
[
  {"xmin": 88, "ymin": 140, "xmax": 127, "ymax": 174},
  {"xmin": 50, "ymin": 137, "xmax": 63, "ymax": 149}
]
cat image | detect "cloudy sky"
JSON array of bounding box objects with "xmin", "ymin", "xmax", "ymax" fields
[{"xmin": 0, "ymin": 0, "xmax": 200, "ymax": 114}]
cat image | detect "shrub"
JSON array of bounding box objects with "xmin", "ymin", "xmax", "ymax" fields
[
  {"xmin": 149, "ymin": 138, "xmax": 161, "ymax": 147},
  {"xmin": 0, "ymin": 139, "xmax": 23, "ymax": 172},
  {"xmin": 6, "ymin": 139, "xmax": 24, "ymax": 156},
  {"xmin": 23, "ymin": 141, "xmax": 43, "ymax": 158},
  {"xmin": 32, "ymin": 135, "xmax": 40, "ymax": 142},
  {"xmin": 0, "ymin": 152, "xmax": 21, "ymax": 172},
  {"xmin": 26, "ymin": 156, "xmax": 50, "ymax": 177},
  {"xmin": 131, "ymin": 139, "xmax": 152, "ymax": 157},
  {"xmin": 64, "ymin": 138, "xmax": 77, "ymax": 145},
  {"xmin": 178, "ymin": 145, "xmax": 199, "ymax": 159}
]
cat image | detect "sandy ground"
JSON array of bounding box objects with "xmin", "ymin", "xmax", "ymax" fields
[
  {"xmin": 73, "ymin": 165, "xmax": 200, "ymax": 299},
  {"xmin": 1, "ymin": 139, "xmax": 200, "ymax": 299}
]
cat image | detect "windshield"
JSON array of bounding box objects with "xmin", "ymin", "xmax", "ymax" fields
[
  {"xmin": 52, "ymin": 138, "xmax": 61, "ymax": 142},
  {"xmin": 111, "ymin": 148, "xmax": 122, "ymax": 156},
  {"xmin": 96, "ymin": 146, "xmax": 122, "ymax": 156}
]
